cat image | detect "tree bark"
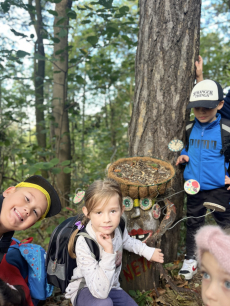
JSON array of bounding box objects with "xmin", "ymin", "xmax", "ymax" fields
[
  {"xmin": 129, "ymin": 0, "xmax": 201, "ymax": 263},
  {"xmin": 52, "ymin": 0, "xmax": 72, "ymax": 206}
]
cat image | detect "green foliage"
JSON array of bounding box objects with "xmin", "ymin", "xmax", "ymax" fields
[{"xmin": 129, "ymin": 290, "xmax": 154, "ymax": 306}]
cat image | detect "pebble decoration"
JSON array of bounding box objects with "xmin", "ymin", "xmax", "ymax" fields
[
  {"xmin": 168, "ymin": 139, "xmax": 184, "ymax": 152},
  {"xmin": 73, "ymin": 191, "xmax": 85, "ymax": 204},
  {"xmin": 184, "ymin": 179, "xmax": 200, "ymax": 195}
]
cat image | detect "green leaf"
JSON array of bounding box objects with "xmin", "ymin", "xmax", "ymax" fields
[
  {"xmin": 77, "ymin": 5, "xmax": 87, "ymax": 10},
  {"xmin": 34, "ymin": 53, "xmax": 46, "ymax": 60},
  {"xmin": 87, "ymin": 35, "xmax": 98, "ymax": 46},
  {"xmin": 61, "ymin": 160, "xmax": 71, "ymax": 166},
  {"xmin": 56, "ymin": 17, "xmax": 66, "ymax": 26},
  {"xmin": 48, "ymin": 9, "xmax": 58, "ymax": 16},
  {"xmin": 28, "ymin": 166, "xmax": 37, "ymax": 175},
  {"xmin": 63, "ymin": 167, "xmax": 72, "ymax": 174},
  {"xmin": 16, "ymin": 50, "xmax": 30, "ymax": 58},
  {"xmin": 76, "ymin": 75, "xmax": 86, "ymax": 84},
  {"xmin": 98, "ymin": 0, "xmax": 113, "ymax": 8},
  {"xmin": 129, "ymin": 290, "xmax": 137, "ymax": 297},
  {"xmin": 50, "ymin": 158, "xmax": 59, "ymax": 165},
  {"xmin": 55, "ymin": 49, "xmax": 65, "ymax": 55},
  {"xmin": 51, "ymin": 167, "xmax": 61, "ymax": 174},
  {"xmin": 81, "ymin": 20, "xmax": 91, "ymax": 24},
  {"xmin": 44, "ymin": 237, "xmax": 50, "ymax": 244},
  {"xmin": 10, "ymin": 29, "xmax": 27, "ymax": 38},
  {"xmin": 54, "ymin": 71, "xmax": 61, "ymax": 74},
  {"xmin": 119, "ymin": 5, "xmax": 129, "ymax": 15},
  {"xmin": 58, "ymin": 28, "xmax": 68, "ymax": 38},
  {"xmin": 32, "ymin": 221, "xmax": 42, "ymax": 229},
  {"xmin": 66, "ymin": 9, "xmax": 77, "ymax": 19},
  {"xmin": 79, "ymin": 48, "xmax": 88, "ymax": 55},
  {"xmin": 51, "ymin": 37, "xmax": 60, "ymax": 43},
  {"xmin": 58, "ymin": 216, "xmax": 66, "ymax": 224},
  {"xmin": 1, "ymin": 0, "xmax": 10, "ymax": 13}
]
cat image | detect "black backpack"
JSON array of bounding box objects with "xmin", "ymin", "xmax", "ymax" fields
[
  {"xmin": 45, "ymin": 214, "xmax": 125, "ymax": 293},
  {"xmin": 185, "ymin": 117, "xmax": 230, "ymax": 164}
]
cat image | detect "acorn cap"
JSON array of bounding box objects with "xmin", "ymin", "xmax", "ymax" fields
[{"xmin": 25, "ymin": 175, "xmax": 62, "ymax": 218}]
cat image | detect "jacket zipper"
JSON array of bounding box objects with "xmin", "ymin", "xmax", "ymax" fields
[{"xmin": 200, "ymin": 127, "xmax": 205, "ymax": 185}]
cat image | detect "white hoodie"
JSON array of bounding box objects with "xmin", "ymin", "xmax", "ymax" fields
[{"xmin": 65, "ymin": 220, "xmax": 155, "ymax": 303}]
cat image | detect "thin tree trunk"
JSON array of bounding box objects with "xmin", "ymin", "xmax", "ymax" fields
[
  {"xmin": 29, "ymin": 0, "xmax": 47, "ymax": 177},
  {"xmin": 129, "ymin": 0, "xmax": 201, "ymax": 263},
  {"xmin": 52, "ymin": 0, "xmax": 72, "ymax": 206}
]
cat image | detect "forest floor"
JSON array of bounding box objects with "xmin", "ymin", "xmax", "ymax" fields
[{"xmin": 42, "ymin": 257, "xmax": 203, "ymax": 306}]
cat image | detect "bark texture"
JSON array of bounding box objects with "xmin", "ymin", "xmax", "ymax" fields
[
  {"xmin": 52, "ymin": 0, "xmax": 72, "ymax": 206},
  {"xmin": 129, "ymin": 0, "xmax": 201, "ymax": 262}
]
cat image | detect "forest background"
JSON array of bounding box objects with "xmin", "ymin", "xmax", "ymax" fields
[{"xmin": 0, "ymin": 0, "xmax": 230, "ymax": 248}]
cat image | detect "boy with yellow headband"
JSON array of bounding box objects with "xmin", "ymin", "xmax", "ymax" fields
[{"xmin": 0, "ymin": 175, "xmax": 61, "ymax": 258}]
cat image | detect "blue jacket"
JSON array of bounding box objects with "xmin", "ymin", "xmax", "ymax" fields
[{"xmin": 181, "ymin": 113, "xmax": 227, "ymax": 191}]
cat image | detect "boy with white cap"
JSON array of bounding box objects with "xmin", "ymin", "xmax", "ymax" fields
[{"xmin": 176, "ymin": 80, "xmax": 230, "ymax": 280}]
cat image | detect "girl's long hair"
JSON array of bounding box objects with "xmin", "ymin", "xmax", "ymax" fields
[
  {"xmin": 0, "ymin": 279, "xmax": 27, "ymax": 306},
  {"xmin": 68, "ymin": 178, "xmax": 122, "ymax": 259}
]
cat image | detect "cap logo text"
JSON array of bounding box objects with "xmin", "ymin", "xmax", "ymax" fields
[{"xmin": 193, "ymin": 90, "xmax": 213, "ymax": 99}]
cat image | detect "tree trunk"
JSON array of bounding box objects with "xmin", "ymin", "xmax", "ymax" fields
[
  {"xmin": 52, "ymin": 0, "xmax": 72, "ymax": 206},
  {"xmin": 29, "ymin": 0, "xmax": 47, "ymax": 178},
  {"xmin": 129, "ymin": 0, "xmax": 201, "ymax": 263}
]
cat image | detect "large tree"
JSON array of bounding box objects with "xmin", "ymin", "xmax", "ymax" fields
[{"xmin": 129, "ymin": 0, "xmax": 201, "ymax": 263}]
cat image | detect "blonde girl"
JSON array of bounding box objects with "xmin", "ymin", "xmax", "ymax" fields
[
  {"xmin": 195, "ymin": 225, "xmax": 230, "ymax": 306},
  {"xmin": 65, "ymin": 178, "xmax": 164, "ymax": 306}
]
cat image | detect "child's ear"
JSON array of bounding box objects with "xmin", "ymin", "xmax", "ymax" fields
[
  {"xmin": 121, "ymin": 205, "xmax": 125, "ymax": 214},
  {"xmin": 217, "ymin": 100, "xmax": 224, "ymax": 110},
  {"xmin": 3, "ymin": 186, "xmax": 16, "ymax": 198},
  {"xmin": 82, "ymin": 206, "xmax": 89, "ymax": 218}
]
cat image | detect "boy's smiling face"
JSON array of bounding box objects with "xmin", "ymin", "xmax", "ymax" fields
[
  {"xmin": 0, "ymin": 187, "xmax": 47, "ymax": 233},
  {"xmin": 193, "ymin": 101, "xmax": 224, "ymax": 123}
]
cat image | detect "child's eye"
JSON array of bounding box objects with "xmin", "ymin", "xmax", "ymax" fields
[
  {"xmin": 202, "ymin": 272, "xmax": 210, "ymax": 280},
  {"xmin": 96, "ymin": 211, "xmax": 102, "ymax": 215},
  {"xmin": 111, "ymin": 210, "xmax": 116, "ymax": 213},
  {"xmin": 224, "ymin": 281, "xmax": 230, "ymax": 289},
  {"xmin": 25, "ymin": 196, "xmax": 30, "ymax": 202},
  {"xmin": 33, "ymin": 209, "xmax": 38, "ymax": 217}
]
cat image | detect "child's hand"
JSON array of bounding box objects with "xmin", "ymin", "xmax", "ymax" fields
[
  {"xmin": 176, "ymin": 155, "xmax": 189, "ymax": 166},
  {"xmin": 195, "ymin": 55, "xmax": 203, "ymax": 83},
  {"xmin": 150, "ymin": 248, "xmax": 164, "ymax": 263},
  {"xmin": 95, "ymin": 232, "xmax": 114, "ymax": 254},
  {"xmin": 225, "ymin": 175, "xmax": 230, "ymax": 190}
]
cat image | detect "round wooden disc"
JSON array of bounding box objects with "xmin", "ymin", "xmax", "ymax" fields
[
  {"xmin": 184, "ymin": 179, "xmax": 200, "ymax": 195},
  {"xmin": 168, "ymin": 139, "xmax": 184, "ymax": 152},
  {"xmin": 73, "ymin": 191, "xmax": 85, "ymax": 204},
  {"xmin": 203, "ymin": 202, "xmax": 226, "ymax": 212},
  {"xmin": 123, "ymin": 196, "xmax": 134, "ymax": 211},
  {"xmin": 140, "ymin": 198, "xmax": 152, "ymax": 211},
  {"xmin": 152, "ymin": 203, "xmax": 161, "ymax": 219}
]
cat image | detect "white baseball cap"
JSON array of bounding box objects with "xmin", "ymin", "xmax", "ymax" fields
[{"xmin": 187, "ymin": 79, "xmax": 223, "ymax": 109}]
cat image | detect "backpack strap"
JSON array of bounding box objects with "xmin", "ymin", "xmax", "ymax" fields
[
  {"xmin": 185, "ymin": 120, "xmax": 195, "ymax": 152},
  {"xmin": 76, "ymin": 229, "xmax": 100, "ymax": 261},
  {"xmin": 220, "ymin": 118, "xmax": 230, "ymax": 174},
  {"xmin": 118, "ymin": 217, "xmax": 125, "ymax": 237}
]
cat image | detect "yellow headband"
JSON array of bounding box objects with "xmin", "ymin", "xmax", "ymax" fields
[{"xmin": 15, "ymin": 182, "xmax": 51, "ymax": 221}]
